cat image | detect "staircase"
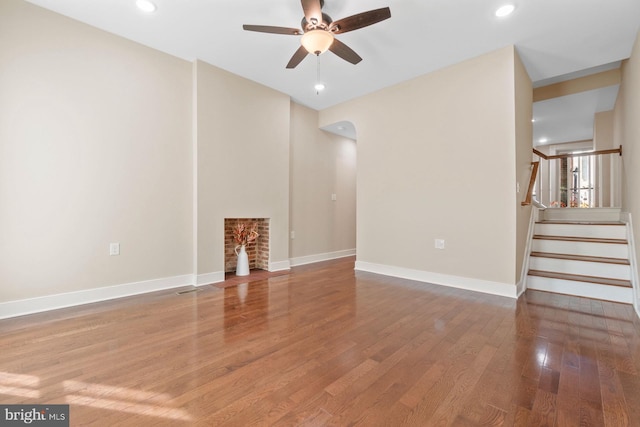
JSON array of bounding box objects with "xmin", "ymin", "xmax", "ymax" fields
[{"xmin": 526, "ymin": 208, "xmax": 634, "ymax": 303}]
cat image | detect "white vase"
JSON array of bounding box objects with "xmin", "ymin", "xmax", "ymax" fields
[{"xmin": 235, "ymin": 244, "xmax": 250, "ymax": 276}]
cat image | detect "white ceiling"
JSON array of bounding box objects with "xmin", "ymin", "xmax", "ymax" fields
[
  {"xmin": 23, "ymin": 0, "xmax": 640, "ymax": 144},
  {"xmin": 533, "ymin": 84, "xmax": 620, "ymax": 146}
]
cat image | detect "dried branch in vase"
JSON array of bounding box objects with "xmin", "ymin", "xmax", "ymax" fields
[{"xmin": 233, "ymin": 222, "xmax": 260, "ymax": 246}]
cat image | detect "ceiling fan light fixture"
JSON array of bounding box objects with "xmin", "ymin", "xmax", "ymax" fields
[
  {"xmin": 301, "ymin": 30, "xmax": 334, "ymax": 55},
  {"xmin": 314, "ymin": 82, "xmax": 326, "ymax": 91}
]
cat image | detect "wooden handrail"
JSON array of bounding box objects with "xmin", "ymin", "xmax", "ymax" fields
[
  {"xmin": 532, "ymin": 148, "xmax": 547, "ymax": 159},
  {"xmin": 521, "ymin": 161, "xmax": 540, "ymax": 206},
  {"xmin": 527, "ymin": 145, "xmax": 622, "ymax": 207},
  {"xmin": 532, "ymin": 145, "xmax": 621, "ymax": 161}
]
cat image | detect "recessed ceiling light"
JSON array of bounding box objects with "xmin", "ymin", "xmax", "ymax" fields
[
  {"xmin": 531, "ymin": 118, "xmax": 536, "ymax": 123},
  {"xmin": 495, "ymin": 4, "xmax": 515, "ymax": 17},
  {"xmin": 539, "ymin": 137, "xmax": 548, "ymax": 143},
  {"xmin": 136, "ymin": 0, "xmax": 157, "ymax": 13},
  {"xmin": 314, "ymin": 83, "xmax": 325, "ymax": 92}
]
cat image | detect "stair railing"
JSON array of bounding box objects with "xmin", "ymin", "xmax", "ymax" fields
[
  {"xmin": 522, "ymin": 145, "xmax": 622, "ymax": 208},
  {"xmin": 521, "ymin": 161, "xmax": 540, "ymax": 206}
]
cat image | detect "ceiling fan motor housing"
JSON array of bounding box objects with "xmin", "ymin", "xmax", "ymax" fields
[{"xmin": 301, "ymin": 12, "xmax": 333, "ymax": 32}]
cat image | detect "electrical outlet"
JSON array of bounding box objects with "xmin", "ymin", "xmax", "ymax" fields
[
  {"xmin": 290, "ymin": 231, "xmax": 295, "ymax": 239},
  {"xmin": 331, "ymin": 193, "xmax": 337, "ymax": 201},
  {"xmin": 109, "ymin": 243, "xmax": 120, "ymax": 256},
  {"xmin": 435, "ymin": 239, "xmax": 445, "ymax": 249},
  {"xmin": 517, "ymin": 182, "xmax": 520, "ymax": 193}
]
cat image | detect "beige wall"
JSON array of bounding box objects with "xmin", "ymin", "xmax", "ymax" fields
[
  {"xmin": 0, "ymin": 0, "xmax": 193, "ymax": 302},
  {"xmin": 320, "ymin": 47, "xmax": 526, "ymax": 289},
  {"xmin": 289, "ymin": 103, "xmax": 356, "ymax": 259},
  {"xmin": 614, "ymin": 30, "xmax": 640, "ymax": 311},
  {"xmin": 594, "ymin": 111, "xmax": 615, "ymax": 149},
  {"xmin": 594, "ymin": 110, "xmax": 615, "ymax": 206},
  {"xmin": 194, "ymin": 60, "xmax": 290, "ymax": 275}
]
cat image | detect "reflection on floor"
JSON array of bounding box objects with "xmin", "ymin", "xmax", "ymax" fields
[{"xmin": 218, "ymin": 269, "xmax": 289, "ymax": 289}]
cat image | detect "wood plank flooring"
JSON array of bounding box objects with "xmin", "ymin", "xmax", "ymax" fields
[{"xmin": 1, "ymin": 256, "xmax": 639, "ymax": 426}]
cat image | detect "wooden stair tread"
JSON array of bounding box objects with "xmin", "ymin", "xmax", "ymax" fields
[
  {"xmin": 528, "ymin": 270, "xmax": 632, "ymax": 288},
  {"xmin": 536, "ymin": 220, "xmax": 625, "ymax": 226},
  {"xmin": 529, "ymin": 251, "xmax": 630, "ymax": 265},
  {"xmin": 532, "ymin": 235, "xmax": 627, "ymax": 244}
]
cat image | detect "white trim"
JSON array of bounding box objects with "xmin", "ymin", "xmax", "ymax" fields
[
  {"xmin": 269, "ymin": 260, "xmax": 291, "ymax": 272},
  {"xmin": 0, "ymin": 274, "xmax": 194, "ymax": 320},
  {"xmin": 516, "ymin": 279, "xmax": 527, "ymax": 298},
  {"xmin": 196, "ymin": 271, "xmax": 224, "ymax": 286},
  {"xmin": 621, "ymin": 212, "xmax": 640, "ymax": 319},
  {"xmin": 290, "ymin": 249, "xmax": 356, "ymax": 267},
  {"xmin": 355, "ymin": 261, "xmax": 517, "ymax": 299},
  {"xmin": 192, "ymin": 61, "xmax": 199, "ymax": 280},
  {"xmin": 527, "ymin": 276, "xmax": 633, "ymax": 304},
  {"xmin": 519, "ymin": 207, "xmax": 538, "ymax": 296}
]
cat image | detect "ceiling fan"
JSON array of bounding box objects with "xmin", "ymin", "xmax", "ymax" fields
[{"xmin": 243, "ymin": 0, "xmax": 391, "ymax": 69}]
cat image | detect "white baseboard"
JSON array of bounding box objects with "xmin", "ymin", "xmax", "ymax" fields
[
  {"xmin": 516, "ymin": 278, "xmax": 527, "ymax": 298},
  {"xmin": 195, "ymin": 271, "xmax": 225, "ymax": 286},
  {"xmin": 0, "ymin": 274, "xmax": 194, "ymax": 320},
  {"xmin": 290, "ymin": 249, "xmax": 356, "ymax": 267},
  {"xmin": 355, "ymin": 261, "xmax": 517, "ymax": 299},
  {"xmin": 269, "ymin": 260, "xmax": 291, "ymax": 272}
]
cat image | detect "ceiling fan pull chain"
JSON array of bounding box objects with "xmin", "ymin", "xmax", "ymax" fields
[{"xmin": 316, "ymin": 55, "xmax": 321, "ymax": 94}]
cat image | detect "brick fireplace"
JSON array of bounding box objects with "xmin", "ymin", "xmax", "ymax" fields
[{"xmin": 224, "ymin": 218, "xmax": 270, "ymax": 273}]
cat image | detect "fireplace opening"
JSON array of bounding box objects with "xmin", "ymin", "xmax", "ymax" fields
[{"xmin": 224, "ymin": 218, "xmax": 269, "ymax": 273}]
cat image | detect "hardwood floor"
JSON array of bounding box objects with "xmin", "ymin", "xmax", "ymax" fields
[{"xmin": 1, "ymin": 256, "xmax": 639, "ymax": 426}]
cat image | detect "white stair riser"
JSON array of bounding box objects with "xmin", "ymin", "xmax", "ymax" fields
[
  {"xmin": 542, "ymin": 208, "xmax": 621, "ymax": 222},
  {"xmin": 534, "ymin": 223, "xmax": 626, "ymax": 239},
  {"xmin": 527, "ymin": 276, "xmax": 633, "ymax": 303},
  {"xmin": 529, "ymin": 257, "xmax": 630, "ymax": 280},
  {"xmin": 531, "ymin": 239, "xmax": 629, "ymax": 259}
]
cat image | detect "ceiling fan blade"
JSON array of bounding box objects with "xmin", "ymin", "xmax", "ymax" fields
[
  {"xmin": 286, "ymin": 45, "xmax": 309, "ymax": 69},
  {"xmin": 329, "ymin": 7, "xmax": 391, "ymax": 34},
  {"xmin": 329, "ymin": 39, "xmax": 362, "ymax": 65},
  {"xmin": 301, "ymin": 0, "xmax": 322, "ymax": 27},
  {"xmin": 243, "ymin": 25, "xmax": 302, "ymax": 35}
]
